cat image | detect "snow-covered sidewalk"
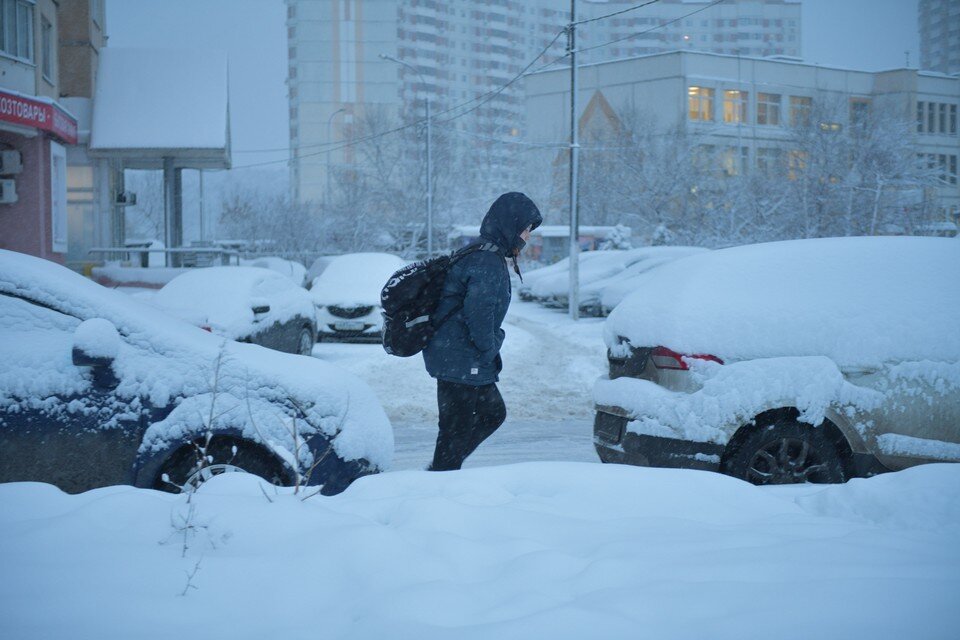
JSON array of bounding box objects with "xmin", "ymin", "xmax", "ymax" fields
[
  {"xmin": 313, "ymin": 299, "xmax": 608, "ymax": 469},
  {"xmin": 2, "ymin": 463, "xmax": 958, "ymax": 639}
]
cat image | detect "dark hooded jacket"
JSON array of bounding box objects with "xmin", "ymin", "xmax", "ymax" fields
[{"xmin": 423, "ymin": 192, "xmax": 542, "ymax": 385}]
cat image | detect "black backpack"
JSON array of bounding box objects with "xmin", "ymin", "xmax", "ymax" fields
[{"xmin": 380, "ymin": 242, "xmax": 498, "ymax": 357}]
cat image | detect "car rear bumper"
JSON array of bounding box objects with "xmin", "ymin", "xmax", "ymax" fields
[{"xmin": 593, "ymin": 409, "xmax": 724, "ymax": 471}]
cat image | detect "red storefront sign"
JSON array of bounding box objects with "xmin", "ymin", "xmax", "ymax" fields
[{"xmin": 0, "ymin": 89, "xmax": 78, "ymax": 145}]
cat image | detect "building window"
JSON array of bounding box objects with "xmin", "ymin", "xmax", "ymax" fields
[
  {"xmin": 787, "ymin": 150, "xmax": 807, "ymax": 180},
  {"xmin": 928, "ymin": 102, "xmax": 936, "ymax": 133},
  {"xmin": 951, "ymin": 104, "xmax": 957, "ymax": 135},
  {"xmin": 721, "ymin": 146, "xmax": 749, "ymax": 176},
  {"xmin": 756, "ymin": 147, "xmax": 782, "ymax": 174},
  {"xmin": 850, "ymin": 98, "xmax": 870, "ymax": 127},
  {"xmin": 757, "ymin": 93, "xmax": 781, "ymax": 126},
  {"xmin": 789, "ymin": 96, "xmax": 812, "ymax": 127},
  {"xmin": 917, "ymin": 101, "xmax": 925, "ymax": 133},
  {"xmin": 722, "ymin": 90, "xmax": 747, "ymax": 124},
  {"xmin": 41, "ymin": 16, "xmax": 51, "ymax": 81},
  {"xmin": 688, "ymin": 86, "xmax": 714, "ymax": 121},
  {"xmin": 0, "ymin": 0, "xmax": 34, "ymax": 62},
  {"xmin": 939, "ymin": 103, "xmax": 947, "ymax": 134}
]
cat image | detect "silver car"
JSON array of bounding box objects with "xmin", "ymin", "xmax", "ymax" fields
[{"xmin": 593, "ymin": 237, "xmax": 960, "ymax": 484}]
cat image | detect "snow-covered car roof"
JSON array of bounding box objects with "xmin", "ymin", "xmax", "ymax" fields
[
  {"xmin": 310, "ymin": 253, "xmax": 406, "ymax": 307},
  {"xmin": 153, "ymin": 267, "xmax": 314, "ymax": 340},
  {"xmin": 0, "ymin": 250, "xmax": 392, "ymax": 470},
  {"xmin": 597, "ymin": 247, "xmax": 709, "ymax": 309},
  {"xmin": 605, "ymin": 237, "xmax": 960, "ymax": 368},
  {"xmin": 530, "ymin": 248, "xmax": 678, "ymax": 299},
  {"xmin": 239, "ymin": 257, "xmax": 307, "ymax": 286}
]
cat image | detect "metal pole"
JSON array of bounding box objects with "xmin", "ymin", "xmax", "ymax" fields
[
  {"xmin": 326, "ymin": 107, "xmax": 345, "ymax": 207},
  {"xmin": 198, "ymin": 169, "xmax": 205, "ymax": 242},
  {"xmin": 426, "ymin": 96, "xmax": 433, "ymax": 257},
  {"xmin": 568, "ymin": 0, "xmax": 580, "ymax": 321}
]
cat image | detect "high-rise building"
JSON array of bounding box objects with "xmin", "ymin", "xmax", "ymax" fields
[
  {"xmin": 919, "ymin": 0, "xmax": 960, "ymax": 75},
  {"xmin": 287, "ymin": 0, "xmax": 801, "ymax": 204}
]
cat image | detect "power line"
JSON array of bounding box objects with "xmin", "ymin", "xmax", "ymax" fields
[
  {"xmin": 572, "ymin": 0, "xmax": 660, "ymax": 27},
  {"xmin": 576, "ymin": 0, "xmax": 725, "ymax": 57},
  {"xmin": 232, "ymin": 29, "xmax": 567, "ymax": 170}
]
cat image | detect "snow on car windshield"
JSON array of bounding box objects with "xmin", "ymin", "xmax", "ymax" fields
[
  {"xmin": 154, "ymin": 267, "xmax": 313, "ymax": 339},
  {"xmin": 606, "ymin": 237, "xmax": 960, "ymax": 368},
  {"xmin": 310, "ymin": 253, "xmax": 406, "ymax": 307}
]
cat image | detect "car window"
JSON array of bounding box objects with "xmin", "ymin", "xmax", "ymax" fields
[{"xmin": 0, "ymin": 293, "xmax": 84, "ymax": 400}]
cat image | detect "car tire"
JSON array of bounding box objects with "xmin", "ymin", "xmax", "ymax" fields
[
  {"xmin": 722, "ymin": 419, "xmax": 846, "ymax": 485},
  {"xmin": 155, "ymin": 437, "xmax": 287, "ymax": 493},
  {"xmin": 296, "ymin": 327, "xmax": 314, "ymax": 355}
]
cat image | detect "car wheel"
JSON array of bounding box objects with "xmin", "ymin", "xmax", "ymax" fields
[
  {"xmin": 156, "ymin": 437, "xmax": 287, "ymax": 493},
  {"xmin": 297, "ymin": 327, "xmax": 314, "ymax": 355},
  {"xmin": 722, "ymin": 419, "xmax": 845, "ymax": 485}
]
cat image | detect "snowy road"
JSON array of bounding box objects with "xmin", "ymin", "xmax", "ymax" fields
[{"xmin": 312, "ymin": 300, "xmax": 608, "ymax": 470}]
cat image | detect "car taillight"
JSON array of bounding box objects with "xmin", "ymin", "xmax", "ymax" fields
[{"xmin": 650, "ymin": 346, "xmax": 723, "ymax": 370}]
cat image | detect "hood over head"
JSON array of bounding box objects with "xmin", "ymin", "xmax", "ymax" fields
[{"xmin": 479, "ymin": 192, "xmax": 543, "ymax": 256}]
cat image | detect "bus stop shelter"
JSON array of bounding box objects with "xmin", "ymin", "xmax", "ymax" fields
[{"xmin": 89, "ymin": 48, "xmax": 231, "ymax": 266}]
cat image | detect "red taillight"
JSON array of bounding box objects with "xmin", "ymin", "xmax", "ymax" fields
[{"xmin": 650, "ymin": 346, "xmax": 723, "ymax": 370}]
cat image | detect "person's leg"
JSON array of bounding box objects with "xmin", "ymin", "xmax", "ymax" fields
[
  {"xmin": 430, "ymin": 379, "xmax": 482, "ymax": 471},
  {"xmin": 459, "ymin": 383, "xmax": 506, "ymax": 461}
]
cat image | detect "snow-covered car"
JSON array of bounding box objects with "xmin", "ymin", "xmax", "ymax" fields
[
  {"xmin": 310, "ymin": 253, "xmax": 407, "ymax": 342},
  {"xmin": 573, "ymin": 247, "xmax": 707, "ymax": 316},
  {"xmin": 523, "ymin": 251, "xmax": 622, "ymax": 307},
  {"xmin": 153, "ymin": 267, "xmax": 317, "ymax": 356},
  {"xmin": 593, "ymin": 237, "xmax": 960, "ymax": 485},
  {"xmin": 305, "ymin": 255, "xmax": 336, "ymax": 289},
  {"xmin": 0, "ymin": 250, "xmax": 392, "ymax": 495},
  {"xmin": 239, "ymin": 256, "xmax": 308, "ymax": 286}
]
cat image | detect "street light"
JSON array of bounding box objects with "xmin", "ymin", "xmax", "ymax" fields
[
  {"xmin": 326, "ymin": 107, "xmax": 346, "ymax": 207},
  {"xmin": 380, "ymin": 53, "xmax": 433, "ymax": 257}
]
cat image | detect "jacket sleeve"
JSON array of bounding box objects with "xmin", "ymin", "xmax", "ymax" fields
[{"xmin": 461, "ymin": 256, "xmax": 503, "ymax": 362}]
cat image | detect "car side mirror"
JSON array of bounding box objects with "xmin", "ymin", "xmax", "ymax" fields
[
  {"xmin": 72, "ymin": 318, "xmax": 120, "ymax": 389},
  {"xmin": 251, "ymin": 299, "xmax": 270, "ymax": 322}
]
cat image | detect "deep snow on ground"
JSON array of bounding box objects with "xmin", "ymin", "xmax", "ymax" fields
[
  {"xmin": 1, "ymin": 463, "xmax": 958, "ymax": 640},
  {"xmin": 313, "ymin": 299, "xmax": 607, "ymax": 469}
]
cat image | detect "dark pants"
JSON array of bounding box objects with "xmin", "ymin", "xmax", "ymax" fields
[{"xmin": 430, "ymin": 379, "xmax": 507, "ymax": 471}]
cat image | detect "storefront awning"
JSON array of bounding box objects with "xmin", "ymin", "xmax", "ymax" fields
[
  {"xmin": 0, "ymin": 88, "xmax": 78, "ymax": 144},
  {"xmin": 89, "ymin": 48, "xmax": 231, "ymax": 170}
]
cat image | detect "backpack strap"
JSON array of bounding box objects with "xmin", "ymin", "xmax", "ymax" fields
[{"xmin": 431, "ymin": 241, "xmax": 501, "ymax": 329}]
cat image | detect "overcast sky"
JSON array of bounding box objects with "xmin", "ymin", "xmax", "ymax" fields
[{"xmin": 105, "ymin": 0, "xmax": 922, "ymax": 171}]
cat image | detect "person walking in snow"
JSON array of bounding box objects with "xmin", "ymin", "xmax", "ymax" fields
[{"xmin": 422, "ymin": 192, "xmax": 543, "ymax": 471}]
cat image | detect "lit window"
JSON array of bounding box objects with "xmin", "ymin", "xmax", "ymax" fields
[
  {"xmin": 723, "ymin": 90, "xmax": 748, "ymax": 124},
  {"xmin": 787, "ymin": 150, "xmax": 807, "ymax": 180},
  {"xmin": 688, "ymin": 86, "xmax": 715, "ymax": 122},
  {"xmin": 789, "ymin": 96, "xmax": 812, "ymax": 127},
  {"xmin": 757, "ymin": 93, "xmax": 781, "ymax": 126}
]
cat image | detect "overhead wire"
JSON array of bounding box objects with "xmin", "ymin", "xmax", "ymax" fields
[
  {"xmin": 232, "ymin": 29, "xmax": 567, "ymax": 168},
  {"xmin": 571, "ymin": 0, "xmax": 661, "ymax": 27}
]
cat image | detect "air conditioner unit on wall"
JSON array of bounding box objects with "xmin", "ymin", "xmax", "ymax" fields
[
  {"xmin": 0, "ymin": 179, "xmax": 17, "ymax": 204},
  {"xmin": 0, "ymin": 150, "xmax": 23, "ymax": 176},
  {"xmin": 115, "ymin": 190, "xmax": 137, "ymax": 206}
]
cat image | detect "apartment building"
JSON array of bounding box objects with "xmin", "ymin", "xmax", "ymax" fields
[
  {"xmin": 0, "ymin": 0, "xmax": 80, "ymax": 263},
  {"xmin": 286, "ymin": 0, "xmax": 800, "ymax": 204},
  {"xmin": 919, "ymin": 0, "xmax": 960, "ymax": 75},
  {"xmin": 525, "ymin": 50, "xmax": 960, "ymax": 223}
]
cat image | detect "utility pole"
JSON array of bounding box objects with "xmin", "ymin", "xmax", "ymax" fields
[{"xmin": 567, "ymin": 0, "xmax": 580, "ymax": 321}]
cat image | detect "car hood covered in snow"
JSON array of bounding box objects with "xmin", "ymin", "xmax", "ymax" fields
[
  {"xmin": 309, "ymin": 253, "xmax": 406, "ymax": 307},
  {"xmin": 606, "ymin": 237, "xmax": 960, "ymax": 369},
  {"xmin": 0, "ymin": 250, "xmax": 393, "ymax": 471}
]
